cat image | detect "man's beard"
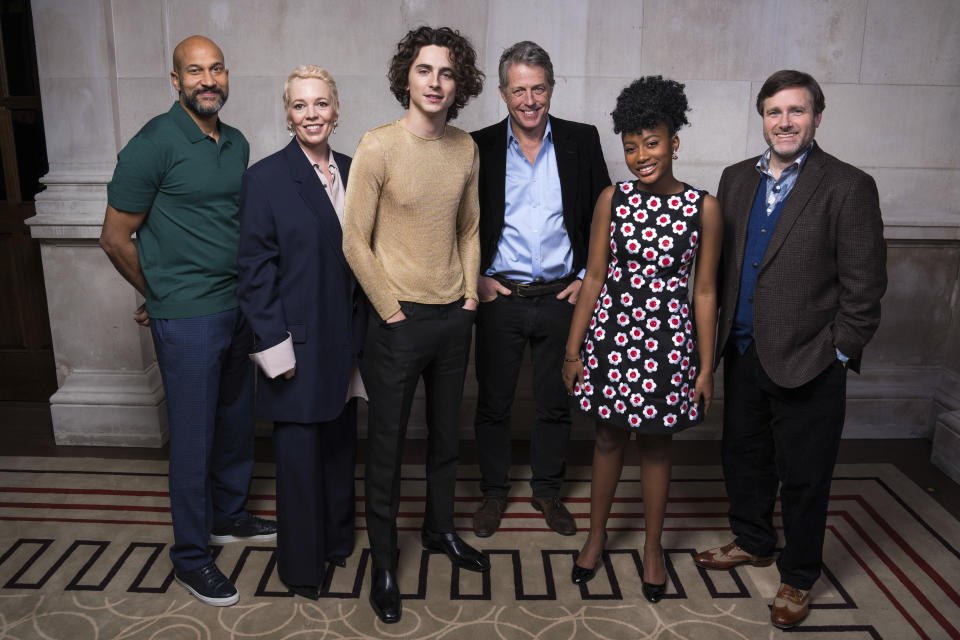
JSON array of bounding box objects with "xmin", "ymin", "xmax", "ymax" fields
[{"xmin": 181, "ymin": 87, "xmax": 227, "ymax": 116}]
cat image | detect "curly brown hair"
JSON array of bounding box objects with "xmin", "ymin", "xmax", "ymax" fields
[{"xmin": 387, "ymin": 26, "xmax": 484, "ymax": 122}]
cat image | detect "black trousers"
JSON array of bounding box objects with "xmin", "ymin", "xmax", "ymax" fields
[
  {"xmin": 473, "ymin": 293, "xmax": 573, "ymax": 497},
  {"xmin": 273, "ymin": 399, "xmax": 357, "ymax": 587},
  {"xmin": 722, "ymin": 343, "xmax": 847, "ymax": 590},
  {"xmin": 363, "ymin": 300, "xmax": 474, "ymax": 569}
]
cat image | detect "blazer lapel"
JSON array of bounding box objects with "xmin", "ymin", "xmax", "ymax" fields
[
  {"xmin": 731, "ymin": 164, "xmax": 762, "ymax": 277},
  {"xmin": 484, "ymin": 119, "xmax": 509, "ymax": 232},
  {"xmin": 284, "ymin": 140, "xmax": 350, "ymax": 274},
  {"xmin": 551, "ymin": 117, "xmax": 578, "ymax": 220},
  {"xmin": 761, "ymin": 146, "xmax": 826, "ymax": 269}
]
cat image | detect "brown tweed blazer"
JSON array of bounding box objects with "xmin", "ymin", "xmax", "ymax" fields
[{"xmin": 715, "ymin": 143, "xmax": 887, "ymax": 388}]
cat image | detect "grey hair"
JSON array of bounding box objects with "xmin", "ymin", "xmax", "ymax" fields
[{"xmin": 497, "ymin": 41, "xmax": 555, "ymax": 89}]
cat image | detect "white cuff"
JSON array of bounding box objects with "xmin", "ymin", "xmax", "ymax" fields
[
  {"xmin": 250, "ymin": 333, "xmax": 296, "ymax": 379},
  {"xmin": 346, "ymin": 359, "xmax": 367, "ymax": 401}
]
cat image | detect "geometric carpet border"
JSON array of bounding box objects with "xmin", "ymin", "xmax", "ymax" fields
[{"xmin": 2, "ymin": 458, "xmax": 959, "ymax": 639}]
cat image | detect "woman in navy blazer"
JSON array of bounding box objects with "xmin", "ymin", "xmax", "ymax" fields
[{"xmin": 237, "ymin": 65, "xmax": 366, "ymax": 600}]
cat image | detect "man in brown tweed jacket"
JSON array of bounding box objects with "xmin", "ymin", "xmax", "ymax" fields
[{"xmin": 694, "ymin": 70, "xmax": 887, "ymax": 629}]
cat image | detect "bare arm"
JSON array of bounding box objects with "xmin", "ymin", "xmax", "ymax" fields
[
  {"xmin": 562, "ymin": 185, "xmax": 614, "ymax": 393},
  {"xmin": 99, "ymin": 204, "xmax": 149, "ymax": 325},
  {"xmin": 692, "ymin": 195, "xmax": 722, "ymax": 412}
]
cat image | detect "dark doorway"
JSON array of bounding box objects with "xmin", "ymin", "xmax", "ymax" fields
[{"xmin": 0, "ymin": 0, "xmax": 56, "ymax": 401}]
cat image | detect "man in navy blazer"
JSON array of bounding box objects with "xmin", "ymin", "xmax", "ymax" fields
[
  {"xmin": 237, "ymin": 68, "xmax": 366, "ymax": 599},
  {"xmin": 470, "ymin": 41, "xmax": 610, "ymax": 538}
]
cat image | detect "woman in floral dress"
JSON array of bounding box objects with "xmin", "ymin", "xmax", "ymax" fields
[{"xmin": 562, "ymin": 76, "xmax": 722, "ymax": 602}]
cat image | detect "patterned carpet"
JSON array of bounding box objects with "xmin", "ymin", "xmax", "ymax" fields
[{"xmin": 1, "ymin": 457, "xmax": 958, "ymax": 639}]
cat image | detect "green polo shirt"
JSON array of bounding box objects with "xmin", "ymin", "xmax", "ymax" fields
[{"xmin": 107, "ymin": 102, "xmax": 250, "ymax": 319}]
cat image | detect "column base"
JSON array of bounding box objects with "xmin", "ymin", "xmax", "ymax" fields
[{"xmin": 49, "ymin": 366, "xmax": 168, "ymax": 447}]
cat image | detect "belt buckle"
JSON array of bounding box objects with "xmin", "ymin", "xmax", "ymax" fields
[{"xmin": 515, "ymin": 282, "xmax": 533, "ymax": 298}]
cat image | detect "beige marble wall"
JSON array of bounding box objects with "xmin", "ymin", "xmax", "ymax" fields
[{"xmin": 28, "ymin": 0, "xmax": 960, "ymax": 451}]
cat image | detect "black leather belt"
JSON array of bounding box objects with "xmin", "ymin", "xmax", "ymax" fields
[{"xmin": 492, "ymin": 274, "xmax": 576, "ymax": 298}]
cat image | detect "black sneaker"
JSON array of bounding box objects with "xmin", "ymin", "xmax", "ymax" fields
[
  {"xmin": 210, "ymin": 516, "xmax": 278, "ymax": 544},
  {"xmin": 175, "ymin": 561, "xmax": 238, "ymax": 606}
]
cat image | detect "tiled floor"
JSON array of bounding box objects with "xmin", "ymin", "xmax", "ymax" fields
[{"xmin": 3, "ymin": 401, "xmax": 958, "ymax": 519}]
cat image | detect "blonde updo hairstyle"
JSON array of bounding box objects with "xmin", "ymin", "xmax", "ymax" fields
[{"xmin": 283, "ymin": 65, "xmax": 339, "ymax": 130}]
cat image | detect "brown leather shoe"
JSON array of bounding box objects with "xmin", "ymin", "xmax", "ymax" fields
[
  {"xmin": 771, "ymin": 583, "xmax": 810, "ymax": 628},
  {"xmin": 694, "ymin": 541, "xmax": 775, "ymax": 570},
  {"xmin": 531, "ymin": 496, "xmax": 576, "ymax": 536},
  {"xmin": 472, "ymin": 497, "xmax": 507, "ymax": 538}
]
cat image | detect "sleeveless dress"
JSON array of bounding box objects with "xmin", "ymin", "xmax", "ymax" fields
[{"xmin": 573, "ymin": 181, "xmax": 705, "ymax": 433}]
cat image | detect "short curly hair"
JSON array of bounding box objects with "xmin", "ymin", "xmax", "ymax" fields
[
  {"xmin": 387, "ymin": 26, "xmax": 484, "ymax": 122},
  {"xmin": 611, "ymin": 76, "xmax": 690, "ymax": 136}
]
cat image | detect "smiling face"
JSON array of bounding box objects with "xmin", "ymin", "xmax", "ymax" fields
[
  {"xmin": 500, "ymin": 62, "xmax": 552, "ymax": 138},
  {"xmin": 171, "ymin": 37, "xmax": 228, "ymax": 117},
  {"xmin": 761, "ymin": 86, "xmax": 821, "ymax": 171},
  {"xmin": 405, "ymin": 44, "xmax": 456, "ymax": 122},
  {"xmin": 622, "ymin": 122, "xmax": 679, "ymax": 193},
  {"xmin": 286, "ymin": 77, "xmax": 337, "ymax": 154}
]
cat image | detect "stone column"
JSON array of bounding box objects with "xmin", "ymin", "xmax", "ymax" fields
[{"xmin": 26, "ymin": 0, "xmax": 167, "ymax": 446}]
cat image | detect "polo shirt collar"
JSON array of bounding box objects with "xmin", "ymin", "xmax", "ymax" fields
[{"xmin": 168, "ymin": 101, "xmax": 229, "ymax": 145}]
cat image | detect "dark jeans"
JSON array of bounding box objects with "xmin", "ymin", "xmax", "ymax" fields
[
  {"xmin": 363, "ymin": 300, "xmax": 474, "ymax": 569},
  {"xmin": 273, "ymin": 399, "xmax": 357, "ymax": 587},
  {"xmin": 722, "ymin": 342, "xmax": 847, "ymax": 590},
  {"xmin": 150, "ymin": 307, "xmax": 255, "ymax": 571},
  {"xmin": 473, "ymin": 293, "xmax": 574, "ymax": 497}
]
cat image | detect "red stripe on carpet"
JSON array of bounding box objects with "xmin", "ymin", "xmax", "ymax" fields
[
  {"xmin": 853, "ymin": 495, "xmax": 960, "ymax": 608},
  {"xmin": 0, "ymin": 487, "xmax": 169, "ymax": 497},
  {"xmin": 830, "ymin": 525, "xmax": 933, "ymax": 640},
  {"xmin": 836, "ymin": 513, "xmax": 960, "ymax": 639}
]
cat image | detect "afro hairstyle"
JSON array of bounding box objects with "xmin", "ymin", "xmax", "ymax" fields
[{"xmin": 611, "ymin": 76, "xmax": 690, "ymax": 136}]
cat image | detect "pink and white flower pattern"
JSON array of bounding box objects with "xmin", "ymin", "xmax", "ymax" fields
[{"xmin": 573, "ymin": 182, "xmax": 704, "ymax": 431}]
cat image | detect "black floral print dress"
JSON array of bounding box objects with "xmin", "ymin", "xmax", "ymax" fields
[{"xmin": 572, "ymin": 181, "xmax": 706, "ymax": 433}]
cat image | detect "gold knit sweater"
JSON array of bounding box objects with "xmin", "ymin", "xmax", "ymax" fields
[{"xmin": 343, "ymin": 120, "xmax": 480, "ymax": 320}]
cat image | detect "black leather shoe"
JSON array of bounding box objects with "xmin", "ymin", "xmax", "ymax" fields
[
  {"xmin": 421, "ymin": 530, "xmax": 490, "ymax": 572},
  {"xmin": 369, "ymin": 568, "xmax": 401, "ymax": 624},
  {"xmin": 328, "ymin": 556, "xmax": 347, "ymax": 568}
]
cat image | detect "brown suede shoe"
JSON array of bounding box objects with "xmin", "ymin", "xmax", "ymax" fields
[
  {"xmin": 472, "ymin": 497, "xmax": 507, "ymax": 538},
  {"xmin": 771, "ymin": 583, "xmax": 810, "ymax": 628},
  {"xmin": 694, "ymin": 541, "xmax": 775, "ymax": 570},
  {"xmin": 531, "ymin": 496, "xmax": 576, "ymax": 536}
]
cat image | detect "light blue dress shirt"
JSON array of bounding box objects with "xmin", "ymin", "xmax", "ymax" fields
[{"xmin": 487, "ymin": 117, "xmax": 574, "ymax": 282}]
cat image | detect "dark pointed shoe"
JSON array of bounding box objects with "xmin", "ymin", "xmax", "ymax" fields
[
  {"xmin": 571, "ymin": 561, "xmax": 599, "ymax": 585},
  {"xmin": 328, "ymin": 556, "xmax": 347, "ymax": 568},
  {"xmin": 642, "ymin": 580, "xmax": 666, "ymax": 603},
  {"xmin": 571, "ymin": 531, "xmax": 607, "ymax": 585},
  {"xmin": 283, "ymin": 581, "xmax": 319, "ymax": 600},
  {"xmin": 421, "ymin": 530, "xmax": 490, "ymax": 572},
  {"xmin": 369, "ymin": 568, "xmax": 401, "ymax": 624},
  {"xmin": 531, "ymin": 496, "xmax": 577, "ymax": 536}
]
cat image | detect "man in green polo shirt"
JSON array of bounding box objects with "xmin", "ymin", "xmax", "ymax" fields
[{"xmin": 100, "ymin": 35, "xmax": 275, "ymax": 607}]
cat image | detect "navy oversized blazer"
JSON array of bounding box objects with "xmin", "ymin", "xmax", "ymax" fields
[{"xmin": 237, "ymin": 139, "xmax": 366, "ymax": 423}]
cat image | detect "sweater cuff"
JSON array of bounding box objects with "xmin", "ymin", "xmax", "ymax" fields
[{"xmin": 251, "ymin": 333, "xmax": 296, "ymax": 378}]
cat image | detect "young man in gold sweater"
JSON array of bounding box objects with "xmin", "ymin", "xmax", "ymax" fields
[{"xmin": 342, "ymin": 26, "xmax": 486, "ymax": 625}]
